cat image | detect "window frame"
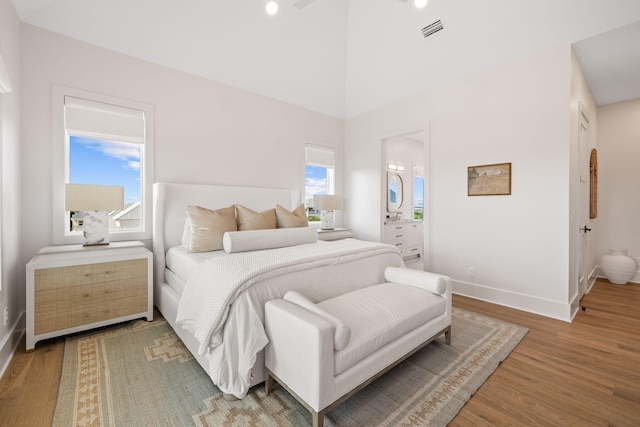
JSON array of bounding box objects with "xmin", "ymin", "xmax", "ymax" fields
[
  {"xmin": 305, "ymin": 143, "xmax": 336, "ymax": 224},
  {"xmin": 52, "ymin": 85, "xmax": 155, "ymax": 245}
]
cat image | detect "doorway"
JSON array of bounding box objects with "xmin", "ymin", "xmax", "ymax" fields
[
  {"xmin": 382, "ymin": 129, "xmax": 429, "ymax": 270},
  {"xmin": 576, "ymin": 104, "xmax": 592, "ymax": 304}
]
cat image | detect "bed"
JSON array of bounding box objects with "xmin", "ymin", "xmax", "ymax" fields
[{"xmin": 152, "ymin": 182, "xmax": 404, "ymax": 398}]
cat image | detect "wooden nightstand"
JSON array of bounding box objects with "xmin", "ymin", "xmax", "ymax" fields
[
  {"xmin": 26, "ymin": 241, "xmax": 153, "ymax": 351},
  {"xmin": 317, "ymin": 228, "xmax": 354, "ymax": 241}
]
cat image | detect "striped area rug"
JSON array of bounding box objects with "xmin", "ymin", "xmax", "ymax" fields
[{"xmin": 53, "ymin": 308, "xmax": 527, "ymax": 426}]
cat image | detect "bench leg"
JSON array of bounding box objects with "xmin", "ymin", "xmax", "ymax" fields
[
  {"xmin": 445, "ymin": 326, "xmax": 452, "ymax": 345},
  {"xmin": 265, "ymin": 373, "xmax": 273, "ymax": 394},
  {"xmin": 313, "ymin": 409, "xmax": 325, "ymax": 427}
]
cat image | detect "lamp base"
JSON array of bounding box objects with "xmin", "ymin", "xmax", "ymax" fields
[
  {"xmin": 320, "ymin": 210, "xmax": 335, "ymax": 230},
  {"xmin": 82, "ymin": 211, "xmax": 110, "ymax": 245}
]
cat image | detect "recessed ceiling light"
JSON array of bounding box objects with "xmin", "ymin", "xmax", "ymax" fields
[
  {"xmin": 415, "ymin": 0, "xmax": 428, "ymax": 8},
  {"xmin": 266, "ymin": 1, "xmax": 278, "ymax": 15}
]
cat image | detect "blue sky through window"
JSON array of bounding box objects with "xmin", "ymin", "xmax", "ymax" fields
[
  {"xmin": 69, "ymin": 136, "xmax": 141, "ymax": 204},
  {"xmin": 305, "ymin": 165, "xmax": 327, "ymax": 199},
  {"xmin": 414, "ymin": 176, "xmax": 424, "ymax": 208}
]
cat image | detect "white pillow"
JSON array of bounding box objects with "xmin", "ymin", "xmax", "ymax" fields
[
  {"xmin": 222, "ymin": 227, "xmax": 317, "ymax": 253},
  {"xmin": 283, "ymin": 291, "xmax": 351, "ymax": 351},
  {"xmin": 384, "ymin": 267, "xmax": 448, "ymax": 295}
]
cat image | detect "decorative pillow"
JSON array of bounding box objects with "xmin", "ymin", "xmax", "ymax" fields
[
  {"xmin": 283, "ymin": 291, "xmax": 351, "ymax": 351},
  {"xmin": 275, "ymin": 204, "xmax": 309, "ymax": 228},
  {"xmin": 384, "ymin": 267, "xmax": 447, "ymax": 296},
  {"xmin": 235, "ymin": 204, "xmax": 277, "ymax": 231},
  {"xmin": 223, "ymin": 227, "xmax": 317, "ymax": 253},
  {"xmin": 185, "ymin": 205, "xmax": 237, "ymax": 252}
]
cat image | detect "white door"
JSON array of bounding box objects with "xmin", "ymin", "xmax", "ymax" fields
[{"xmin": 577, "ymin": 106, "xmax": 591, "ymax": 297}]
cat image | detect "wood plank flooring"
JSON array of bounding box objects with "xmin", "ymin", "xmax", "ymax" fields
[
  {"xmin": 1, "ymin": 278, "xmax": 638, "ymax": 426},
  {"xmin": 451, "ymin": 278, "xmax": 640, "ymax": 426}
]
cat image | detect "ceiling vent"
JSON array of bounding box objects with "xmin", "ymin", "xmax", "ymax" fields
[{"xmin": 421, "ymin": 20, "xmax": 444, "ymax": 38}]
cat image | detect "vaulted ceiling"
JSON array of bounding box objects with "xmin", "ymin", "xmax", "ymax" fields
[{"xmin": 11, "ymin": 0, "xmax": 640, "ymax": 118}]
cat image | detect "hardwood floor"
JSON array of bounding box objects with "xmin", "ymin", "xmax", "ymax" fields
[
  {"xmin": 452, "ymin": 278, "xmax": 640, "ymax": 426},
  {"xmin": 1, "ymin": 278, "xmax": 638, "ymax": 426}
]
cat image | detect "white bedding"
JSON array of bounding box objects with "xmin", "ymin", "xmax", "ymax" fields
[
  {"xmin": 171, "ymin": 238, "xmax": 403, "ymax": 398},
  {"xmin": 152, "ymin": 182, "xmax": 406, "ymax": 399},
  {"xmin": 165, "ymin": 245, "xmax": 224, "ymax": 283}
]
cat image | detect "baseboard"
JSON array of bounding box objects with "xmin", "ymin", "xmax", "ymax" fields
[
  {"xmin": 453, "ymin": 280, "xmax": 573, "ymax": 322},
  {"xmin": 0, "ymin": 311, "xmax": 25, "ymax": 380}
]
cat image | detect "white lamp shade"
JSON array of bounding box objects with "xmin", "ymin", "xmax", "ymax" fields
[
  {"xmin": 65, "ymin": 184, "xmax": 125, "ymax": 211},
  {"xmin": 313, "ymin": 194, "xmax": 342, "ymax": 211}
]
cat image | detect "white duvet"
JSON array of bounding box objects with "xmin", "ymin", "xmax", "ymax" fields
[{"xmin": 175, "ymin": 238, "xmax": 402, "ymax": 397}]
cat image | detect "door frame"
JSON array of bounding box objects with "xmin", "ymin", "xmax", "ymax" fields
[
  {"xmin": 380, "ymin": 124, "xmax": 430, "ymax": 270},
  {"xmin": 576, "ymin": 103, "xmax": 592, "ymax": 300}
]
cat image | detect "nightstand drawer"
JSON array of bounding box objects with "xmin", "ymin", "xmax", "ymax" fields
[
  {"xmin": 34, "ymin": 258, "xmax": 147, "ymax": 290},
  {"xmin": 34, "ymin": 273, "xmax": 148, "ymax": 334}
]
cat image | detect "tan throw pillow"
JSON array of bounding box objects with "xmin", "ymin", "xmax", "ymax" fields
[
  {"xmin": 276, "ymin": 204, "xmax": 309, "ymax": 228},
  {"xmin": 236, "ymin": 204, "xmax": 277, "ymax": 231},
  {"xmin": 185, "ymin": 205, "xmax": 237, "ymax": 252}
]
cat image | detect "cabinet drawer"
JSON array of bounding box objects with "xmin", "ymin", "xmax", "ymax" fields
[
  {"xmin": 388, "ymin": 224, "xmax": 406, "ymax": 231},
  {"xmin": 391, "ymin": 232, "xmax": 406, "ymax": 242},
  {"xmin": 403, "ymin": 246, "xmax": 422, "ymax": 257},
  {"xmin": 34, "ymin": 258, "xmax": 147, "ymax": 290},
  {"xmin": 35, "ymin": 296, "xmax": 147, "ymax": 335}
]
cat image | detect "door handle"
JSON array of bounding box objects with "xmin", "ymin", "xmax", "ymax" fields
[{"xmin": 581, "ymin": 226, "xmax": 592, "ymax": 233}]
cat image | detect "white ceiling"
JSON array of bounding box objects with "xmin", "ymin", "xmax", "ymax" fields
[{"xmin": 11, "ymin": 0, "xmax": 640, "ymax": 118}]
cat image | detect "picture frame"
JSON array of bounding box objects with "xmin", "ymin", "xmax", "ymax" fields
[{"xmin": 468, "ymin": 162, "xmax": 511, "ymax": 196}]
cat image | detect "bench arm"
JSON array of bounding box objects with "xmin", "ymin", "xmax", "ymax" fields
[
  {"xmin": 385, "ymin": 267, "xmax": 452, "ymax": 323},
  {"xmin": 264, "ymin": 299, "xmax": 335, "ymax": 411}
]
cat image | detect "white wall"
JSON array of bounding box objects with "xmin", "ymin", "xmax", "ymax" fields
[
  {"xmin": 20, "ymin": 24, "xmax": 344, "ymax": 268},
  {"xmin": 346, "ymin": 45, "xmax": 578, "ymax": 320},
  {"xmin": 596, "ymin": 99, "xmax": 640, "ymax": 283},
  {"xmin": 0, "ymin": 0, "xmax": 23, "ymax": 376}
]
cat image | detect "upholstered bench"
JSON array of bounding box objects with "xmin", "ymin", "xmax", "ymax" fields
[{"xmin": 264, "ymin": 267, "xmax": 452, "ymax": 427}]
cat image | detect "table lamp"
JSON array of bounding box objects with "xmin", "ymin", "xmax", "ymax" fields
[
  {"xmin": 313, "ymin": 194, "xmax": 342, "ymax": 230},
  {"xmin": 65, "ymin": 184, "xmax": 124, "ymax": 245}
]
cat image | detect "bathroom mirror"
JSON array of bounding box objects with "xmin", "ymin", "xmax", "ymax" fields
[{"xmin": 387, "ymin": 172, "xmax": 404, "ymax": 212}]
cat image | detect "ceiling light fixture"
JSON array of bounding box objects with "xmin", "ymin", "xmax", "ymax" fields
[
  {"xmin": 414, "ymin": 0, "xmax": 428, "ymax": 8},
  {"xmin": 266, "ymin": 1, "xmax": 278, "ymax": 15}
]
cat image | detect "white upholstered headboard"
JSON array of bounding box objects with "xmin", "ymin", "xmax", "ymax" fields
[{"xmin": 152, "ymin": 182, "xmax": 300, "ymax": 286}]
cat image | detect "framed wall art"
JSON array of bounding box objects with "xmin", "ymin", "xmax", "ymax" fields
[{"xmin": 468, "ymin": 162, "xmax": 511, "ymax": 196}]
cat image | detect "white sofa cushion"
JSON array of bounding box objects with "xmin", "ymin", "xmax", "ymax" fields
[
  {"xmin": 283, "ymin": 291, "xmax": 351, "ymax": 350},
  {"xmin": 319, "ymin": 282, "xmax": 446, "ymax": 375},
  {"xmin": 384, "ymin": 266, "xmax": 447, "ymax": 295}
]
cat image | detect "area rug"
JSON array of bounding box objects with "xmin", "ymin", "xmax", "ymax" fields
[{"xmin": 53, "ymin": 308, "xmax": 527, "ymax": 426}]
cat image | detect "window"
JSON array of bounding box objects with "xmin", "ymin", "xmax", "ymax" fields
[
  {"xmin": 305, "ymin": 144, "xmax": 335, "ymax": 222},
  {"xmin": 52, "ymin": 86, "xmax": 154, "ymax": 244}
]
